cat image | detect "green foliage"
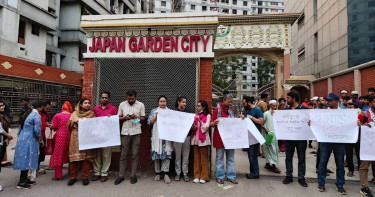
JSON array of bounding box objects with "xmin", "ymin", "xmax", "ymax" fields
[
  {"xmin": 212, "ymin": 56, "xmax": 246, "ymax": 89},
  {"xmin": 257, "ymin": 59, "xmax": 275, "ymax": 87}
]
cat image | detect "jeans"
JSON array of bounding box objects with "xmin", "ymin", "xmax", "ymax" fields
[
  {"xmin": 216, "ymin": 148, "xmax": 235, "ymax": 180},
  {"xmin": 247, "ymin": 144, "xmax": 259, "ymax": 177},
  {"xmin": 285, "ymin": 140, "xmax": 307, "ymax": 179},
  {"xmin": 318, "ymin": 143, "xmax": 345, "ymax": 188}
]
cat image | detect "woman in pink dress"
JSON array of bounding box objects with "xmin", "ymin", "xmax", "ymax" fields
[{"xmin": 49, "ymin": 101, "xmax": 72, "ymax": 180}]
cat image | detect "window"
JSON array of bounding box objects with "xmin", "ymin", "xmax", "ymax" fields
[
  {"xmin": 243, "ymin": 57, "xmax": 247, "ymax": 62},
  {"xmin": 48, "ymin": 7, "xmax": 56, "ymax": 15},
  {"xmin": 18, "ymin": 20, "xmax": 26, "ymax": 44},
  {"xmin": 352, "ymin": 15, "xmax": 357, "ymax": 21},
  {"xmin": 233, "ymin": 0, "xmax": 237, "ymax": 5},
  {"xmin": 161, "ymin": 11, "xmax": 166, "ymax": 13},
  {"xmin": 252, "ymin": 70, "xmax": 256, "ymax": 73},
  {"xmin": 45, "ymin": 51, "xmax": 56, "ymax": 67},
  {"xmin": 252, "ymin": 56, "xmax": 256, "ymax": 59},
  {"xmin": 232, "ymin": 9, "xmax": 237, "ymax": 14},
  {"xmin": 270, "ymin": 2, "xmax": 278, "ymax": 5},
  {"xmin": 313, "ymin": 0, "xmax": 317, "ymax": 22},
  {"xmin": 243, "ymin": 10, "xmax": 247, "ymax": 15},
  {"xmin": 252, "ymin": 77, "xmax": 256, "ymax": 80},
  {"xmin": 298, "ymin": 13, "xmax": 305, "ymax": 30},
  {"xmin": 79, "ymin": 43, "xmax": 87, "ymax": 62},
  {"xmin": 242, "ymin": 85, "xmax": 247, "ymax": 89},
  {"xmin": 252, "ymin": 84, "xmax": 256, "ymax": 88},
  {"xmin": 252, "ymin": 63, "xmax": 256, "ymax": 67},
  {"xmin": 265, "ymin": 8, "xmax": 269, "ymax": 11},
  {"xmin": 298, "ymin": 44, "xmax": 305, "ymax": 63},
  {"xmin": 351, "ymin": 25, "xmax": 359, "ymax": 33},
  {"xmin": 191, "ymin": 4, "xmax": 195, "ymax": 10},
  {"xmin": 202, "ymin": 6, "xmax": 207, "ymax": 11},
  {"xmin": 161, "ymin": 1, "xmax": 166, "ymax": 6},
  {"xmin": 243, "ymin": 76, "xmax": 247, "ymax": 80},
  {"xmin": 369, "ymin": 2, "xmax": 375, "ymax": 7},
  {"xmin": 31, "ymin": 24, "xmax": 39, "ymax": 36},
  {"xmin": 314, "ymin": 33, "xmax": 318, "ymax": 62},
  {"xmin": 243, "ymin": 1, "xmax": 247, "ymax": 6},
  {"xmin": 243, "ymin": 66, "xmax": 247, "ymax": 71},
  {"xmin": 258, "ymin": 1, "xmax": 262, "ymax": 6},
  {"xmin": 351, "ymin": 37, "xmax": 360, "ymax": 44},
  {"xmin": 353, "ymin": 49, "xmax": 359, "ymax": 55}
]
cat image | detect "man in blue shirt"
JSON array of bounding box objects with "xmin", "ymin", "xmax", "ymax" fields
[{"xmin": 242, "ymin": 96, "xmax": 264, "ymax": 179}]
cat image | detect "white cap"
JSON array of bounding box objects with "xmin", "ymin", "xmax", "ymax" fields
[
  {"xmin": 351, "ymin": 91, "xmax": 358, "ymax": 95},
  {"xmin": 310, "ymin": 96, "xmax": 318, "ymax": 101},
  {"xmin": 269, "ymin": 100, "xmax": 277, "ymax": 105},
  {"xmin": 341, "ymin": 90, "xmax": 348, "ymax": 94}
]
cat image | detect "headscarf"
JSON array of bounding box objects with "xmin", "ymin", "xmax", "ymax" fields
[
  {"xmin": 194, "ymin": 112, "xmax": 208, "ymax": 143},
  {"xmin": 61, "ymin": 101, "xmax": 73, "ymax": 113},
  {"xmin": 68, "ymin": 103, "xmax": 95, "ymax": 130}
]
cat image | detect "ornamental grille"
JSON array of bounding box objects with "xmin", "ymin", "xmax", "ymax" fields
[{"xmin": 93, "ymin": 58, "xmax": 199, "ymax": 115}]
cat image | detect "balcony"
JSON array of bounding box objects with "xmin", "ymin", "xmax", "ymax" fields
[
  {"xmin": 20, "ymin": 0, "xmax": 58, "ymax": 31},
  {"xmin": 59, "ymin": 29, "xmax": 87, "ymax": 44}
]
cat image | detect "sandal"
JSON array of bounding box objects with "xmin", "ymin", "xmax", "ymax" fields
[
  {"xmin": 175, "ymin": 175, "xmax": 181, "ymax": 181},
  {"xmin": 184, "ymin": 175, "xmax": 190, "ymax": 182},
  {"xmin": 371, "ymin": 178, "xmax": 375, "ymax": 183},
  {"xmin": 228, "ymin": 179, "xmax": 239, "ymax": 184},
  {"xmin": 217, "ymin": 179, "xmax": 224, "ymax": 184},
  {"xmin": 154, "ymin": 174, "xmax": 161, "ymax": 181},
  {"xmin": 164, "ymin": 175, "xmax": 171, "ymax": 184}
]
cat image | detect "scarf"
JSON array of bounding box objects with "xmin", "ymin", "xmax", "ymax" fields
[
  {"xmin": 217, "ymin": 102, "xmax": 234, "ymax": 118},
  {"xmin": 194, "ymin": 113, "xmax": 208, "ymax": 143},
  {"xmin": 62, "ymin": 101, "xmax": 73, "ymax": 113},
  {"xmin": 68, "ymin": 103, "xmax": 95, "ymax": 129}
]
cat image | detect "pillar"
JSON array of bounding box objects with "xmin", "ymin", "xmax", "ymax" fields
[
  {"xmin": 275, "ymin": 58, "xmax": 284, "ymax": 99},
  {"xmin": 82, "ymin": 58, "xmax": 95, "ymax": 100},
  {"xmin": 354, "ymin": 69, "xmax": 361, "ymax": 96},
  {"xmin": 199, "ymin": 58, "xmax": 213, "ymax": 111},
  {"xmin": 328, "ymin": 77, "xmax": 332, "ymax": 93},
  {"xmin": 283, "ymin": 54, "xmax": 291, "ymax": 98}
]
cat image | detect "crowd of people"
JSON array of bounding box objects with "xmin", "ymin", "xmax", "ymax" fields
[{"xmin": 0, "ymin": 87, "xmax": 375, "ymax": 196}]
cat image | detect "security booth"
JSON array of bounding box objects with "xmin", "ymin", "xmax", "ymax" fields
[{"xmin": 80, "ymin": 13, "xmax": 217, "ymax": 172}]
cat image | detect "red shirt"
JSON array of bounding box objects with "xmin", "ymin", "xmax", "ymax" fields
[
  {"xmin": 211, "ymin": 106, "xmax": 230, "ymax": 149},
  {"xmin": 94, "ymin": 103, "xmax": 118, "ymax": 117},
  {"xmin": 39, "ymin": 112, "xmax": 47, "ymax": 138},
  {"xmin": 358, "ymin": 109, "xmax": 373, "ymax": 124}
]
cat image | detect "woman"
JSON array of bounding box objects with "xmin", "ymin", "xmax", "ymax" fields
[
  {"xmin": 13, "ymin": 101, "xmax": 44, "ymax": 189},
  {"xmin": 172, "ymin": 96, "xmax": 192, "ymax": 182},
  {"xmin": 0, "ymin": 101, "xmax": 14, "ymax": 192},
  {"xmin": 49, "ymin": 101, "xmax": 73, "ymax": 180},
  {"xmin": 67, "ymin": 98, "xmax": 96, "ymax": 186},
  {"xmin": 148, "ymin": 95, "xmax": 173, "ymax": 184},
  {"xmin": 192, "ymin": 101, "xmax": 211, "ymax": 184}
]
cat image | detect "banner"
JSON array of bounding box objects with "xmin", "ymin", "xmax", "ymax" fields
[
  {"xmin": 157, "ymin": 109, "xmax": 195, "ymax": 143},
  {"xmin": 273, "ymin": 110, "xmax": 315, "ymax": 140},
  {"xmin": 246, "ymin": 118, "xmax": 265, "ymax": 145},
  {"xmin": 310, "ymin": 109, "xmax": 358, "ymax": 143},
  {"xmin": 217, "ymin": 118, "xmax": 249, "ymax": 149},
  {"xmin": 78, "ymin": 115, "xmax": 121, "ymax": 150},
  {"xmin": 360, "ymin": 123, "xmax": 375, "ymax": 161}
]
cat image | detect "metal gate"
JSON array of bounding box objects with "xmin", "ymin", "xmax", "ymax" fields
[{"xmin": 93, "ymin": 58, "xmax": 199, "ymax": 114}]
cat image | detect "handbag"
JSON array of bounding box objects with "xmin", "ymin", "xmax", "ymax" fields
[{"xmin": 45, "ymin": 131, "xmax": 55, "ymax": 155}]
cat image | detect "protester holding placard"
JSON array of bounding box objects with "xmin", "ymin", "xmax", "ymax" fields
[
  {"xmin": 115, "ymin": 90, "xmax": 145, "ymax": 185},
  {"xmin": 283, "ymin": 92, "xmax": 308, "ymax": 188},
  {"xmin": 191, "ymin": 101, "xmax": 211, "ymax": 184},
  {"xmin": 345, "ymin": 98, "xmax": 360, "ymax": 178},
  {"xmin": 210, "ymin": 92, "xmax": 239, "ymax": 184},
  {"xmin": 148, "ymin": 95, "xmax": 173, "ymax": 184},
  {"xmin": 67, "ymin": 98, "xmax": 96, "ymax": 186},
  {"xmin": 0, "ymin": 100, "xmax": 13, "ymax": 192},
  {"xmin": 172, "ymin": 96, "xmax": 192, "ymax": 182},
  {"xmin": 242, "ymin": 96, "xmax": 264, "ymax": 179},
  {"xmin": 316, "ymin": 93, "xmax": 347, "ymax": 195},
  {"xmin": 93, "ymin": 92, "xmax": 118, "ymax": 183}
]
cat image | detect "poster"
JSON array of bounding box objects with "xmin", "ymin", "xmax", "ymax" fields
[
  {"xmin": 273, "ymin": 110, "xmax": 315, "ymax": 140},
  {"xmin": 246, "ymin": 118, "xmax": 265, "ymax": 145},
  {"xmin": 157, "ymin": 109, "xmax": 195, "ymax": 143},
  {"xmin": 360, "ymin": 123, "xmax": 375, "ymax": 161},
  {"xmin": 217, "ymin": 118, "xmax": 249, "ymax": 149}
]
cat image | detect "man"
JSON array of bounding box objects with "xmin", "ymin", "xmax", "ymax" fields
[
  {"xmin": 20, "ymin": 97, "xmax": 30, "ymax": 121},
  {"xmin": 318, "ymin": 97, "xmax": 327, "ymax": 107},
  {"xmin": 339, "ymin": 90, "xmax": 348, "ymax": 109},
  {"xmin": 317, "ymin": 93, "xmax": 346, "ymax": 195},
  {"xmin": 93, "ymin": 92, "xmax": 118, "ymax": 182},
  {"xmin": 38, "ymin": 101, "xmax": 51, "ymax": 174},
  {"xmin": 115, "ymin": 90, "xmax": 145, "ymax": 185},
  {"xmin": 302, "ymin": 98, "xmax": 310, "ymax": 108},
  {"xmin": 278, "ymin": 98, "xmax": 286, "ymax": 110},
  {"xmin": 278, "ymin": 98, "xmax": 287, "ymax": 152},
  {"xmin": 345, "ymin": 98, "xmax": 360, "ymax": 178},
  {"xmin": 368, "ymin": 87, "xmax": 375, "ymax": 96},
  {"xmin": 283, "ymin": 92, "xmax": 308, "ymax": 187},
  {"xmin": 358, "ymin": 95, "xmax": 375, "ymax": 197},
  {"xmin": 351, "ymin": 91, "xmax": 360, "ymax": 107},
  {"xmin": 360, "ymin": 96, "xmax": 371, "ymax": 111},
  {"xmin": 243, "ymin": 97, "xmax": 264, "ymax": 179},
  {"xmin": 256, "ymin": 94, "xmax": 268, "ymax": 113},
  {"xmin": 310, "ymin": 97, "xmax": 318, "ymax": 108}
]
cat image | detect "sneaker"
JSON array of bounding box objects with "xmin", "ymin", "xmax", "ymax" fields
[
  {"xmin": 298, "ymin": 179, "xmax": 308, "ymax": 187},
  {"xmin": 317, "ymin": 185, "xmax": 325, "ymax": 192},
  {"xmin": 26, "ymin": 180, "xmax": 36, "ymax": 185},
  {"xmin": 17, "ymin": 183, "xmax": 32, "ymax": 189},
  {"xmin": 82, "ymin": 179, "xmax": 89, "ymax": 186},
  {"xmin": 0, "ymin": 185, "xmax": 3, "ymax": 192},
  {"xmin": 337, "ymin": 187, "xmax": 347, "ymax": 195},
  {"xmin": 199, "ymin": 180, "xmax": 206, "ymax": 184},
  {"xmin": 67, "ymin": 179, "xmax": 77, "ymax": 186},
  {"xmin": 283, "ymin": 176, "xmax": 293, "ymax": 184},
  {"xmin": 360, "ymin": 187, "xmax": 374, "ymax": 197},
  {"xmin": 193, "ymin": 178, "xmax": 200, "ymax": 183}
]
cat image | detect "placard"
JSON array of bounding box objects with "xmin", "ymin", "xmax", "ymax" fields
[
  {"xmin": 157, "ymin": 109, "xmax": 195, "ymax": 143},
  {"xmin": 360, "ymin": 123, "xmax": 375, "ymax": 161},
  {"xmin": 217, "ymin": 118, "xmax": 249, "ymax": 149},
  {"xmin": 246, "ymin": 118, "xmax": 265, "ymax": 145},
  {"xmin": 273, "ymin": 110, "xmax": 315, "ymax": 140}
]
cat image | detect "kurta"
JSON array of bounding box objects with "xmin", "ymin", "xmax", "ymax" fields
[
  {"xmin": 212, "ymin": 107, "xmax": 230, "ymax": 149},
  {"xmin": 49, "ymin": 112, "xmax": 71, "ymax": 167},
  {"xmin": 191, "ymin": 114, "xmax": 211, "ymax": 146},
  {"xmin": 13, "ymin": 110, "xmax": 41, "ymax": 170},
  {"xmin": 262, "ymin": 110, "xmax": 279, "ymax": 165}
]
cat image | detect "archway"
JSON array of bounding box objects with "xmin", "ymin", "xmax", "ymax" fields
[{"xmin": 290, "ymin": 85, "xmax": 310, "ymax": 103}]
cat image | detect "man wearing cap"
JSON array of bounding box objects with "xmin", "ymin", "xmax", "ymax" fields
[
  {"xmin": 317, "ymin": 93, "xmax": 347, "ymax": 195},
  {"xmin": 310, "ymin": 97, "xmax": 319, "ymax": 109},
  {"xmin": 339, "ymin": 90, "xmax": 348, "ymax": 109},
  {"xmin": 368, "ymin": 87, "xmax": 375, "ymax": 96},
  {"xmin": 351, "ymin": 91, "xmax": 360, "ymax": 107}
]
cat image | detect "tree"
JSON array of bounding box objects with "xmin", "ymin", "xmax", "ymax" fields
[
  {"xmin": 256, "ymin": 59, "xmax": 275, "ymax": 87},
  {"xmin": 213, "ymin": 56, "xmax": 246, "ymax": 89}
]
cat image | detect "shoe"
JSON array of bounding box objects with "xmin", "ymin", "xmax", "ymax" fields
[
  {"xmin": 37, "ymin": 169, "xmax": 46, "ymax": 174},
  {"xmin": 283, "ymin": 176, "xmax": 293, "ymax": 184},
  {"xmin": 130, "ymin": 176, "xmax": 137, "ymax": 184},
  {"xmin": 193, "ymin": 178, "xmax": 200, "ymax": 183},
  {"xmin": 82, "ymin": 179, "xmax": 89, "ymax": 186},
  {"xmin": 298, "ymin": 179, "xmax": 308, "ymax": 187},
  {"xmin": 92, "ymin": 175, "xmax": 100, "ymax": 181},
  {"xmin": 0, "ymin": 185, "xmax": 2, "ymax": 192},
  {"xmin": 317, "ymin": 184, "xmax": 325, "ymax": 192},
  {"xmin": 264, "ymin": 163, "xmax": 272, "ymax": 169},
  {"xmin": 67, "ymin": 179, "xmax": 77, "ymax": 186},
  {"xmin": 52, "ymin": 177, "xmax": 62, "ymax": 181},
  {"xmin": 26, "ymin": 180, "xmax": 36, "ymax": 185},
  {"xmin": 336, "ymin": 187, "xmax": 347, "ymax": 195},
  {"xmin": 199, "ymin": 180, "xmax": 206, "ymax": 184},
  {"xmin": 100, "ymin": 176, "xmax": 108, "ymax": 182},
  {"xmin": 327, "ymin": 169, "xmax": 334, "ymax": 173},
  {"xmin": 17, "ymin": 183, "xmax": 32, "ymax": 189},
  {"xmin": 360, "ymin": 187, "xmax": 374, "ymax": 197},
  {"xmin": 270, "ymin": 166, "xmax": 281, "ymax": 174},
  {"xmin": 347, "ymin": 172, "xmax": 354, "ymax": 177},
  {"xmin": 246, "ymin": 174, "xmax": 259, "ymax": 179},
  {"xmin": 114, "ymin": 177, "xmax": 124, "ymax": 185}
]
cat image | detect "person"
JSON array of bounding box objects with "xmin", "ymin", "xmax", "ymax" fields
[
  {"xmin": 283, "ymin": 92, "xmax": 308, "ymax": 187},
  {"xmin": 0, "ymin": 100, "xmax": 11, "ymax": 119},
  {"xmin": 278, "ymin": 98, "xmax": 286, "ymax": 110},
  {"xmin": 148, "ymin": 95, "xmax": 173, "ymax": 184},
  {"xmin": 243, "ymin": 96, "xmax": 264, "ymax": 179},
  {"xmin": 345, "ymin": 98, "xmax": 360, "ymax": 177},
  {"xmin": 278, "ymin": 97, "xmax": 287, "ymax": 152},
  {"xmin": 192, "ymin": 100, "xmax": 211, "ymax": 184},
  {"xmin": 310, "ymin": 97, "xmax": 319, "ymax": 108},
  {"xmin": 115, "ymin": 90, "xmax": 145, "ymax": 185},
  {"xmin": 93, "ymin": 92, "xmax": 118, "ymax": 182},
  {"xmin": 302, "ymin": 98, "xmax": 310, "ymax": 108},
  {"xmin": 0, "ymin": 100, "xmax": 14, "ymax": 192},
  {"xmin": 360, "ymin": 96, "xmax": 371, "ymax": 111},
  {"xmin": 256, "ymin": 94, "xmax": 268, "ymax": 112},
  {"xmin": 308, "ymin": 103, "xmax": 314, "ymax": 109},
  {"xmin": 210, "ymin": 92, "xmax": 239, "ymax": 184},
  {"xmin": 20, "ymin": 97, "xmax": 30, "ymax": 121},
  {"xmin": 339, "ymin": 90, "xmax": 348, "ymax": 109},
  {"xmin": 36, "ymin": 101, "xmax": 51, "ymax": 175},
  {"xmin": 351, "ymin": 91, "xmax": 360, "ymax": 107},
  {"xmin": 317, "ymin": 93, "xmax": 346, "ymax": 195},
  {"xmin": 358, "ymin": 95, "xmax": 375, "ymax": 197},
  {"xmin": 13, "ymin": 100, "xmax": 44, "ymax": 189},
  {"xmin": 67, "ymin": 98, "xmax": 96, "ymax": 186},
  {"xmin": 49, "ymin": 101, "xmax": 72, "ymax": 181},
  {"xmin": 261, "ymin": 100, "xmax": 280, "ymax": 174},
  {"xmin": 368, "ymin": 87, "xmax": 375, "ymax": 96},
  {"xmin": 172, "ymin": 96, "xmax": 192, "ymax": 182}
]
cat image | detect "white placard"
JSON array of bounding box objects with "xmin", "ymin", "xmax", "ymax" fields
[
  {"xmin": 310, "ymin": 109, "xmax": 359, "ymax": 143},
  {"xmin": 360, "ymin": 123, "xmax": 375, "ymax": 161},
  {"xmin": 217, "ymin": 118, "xmax": 249, "ymax": 149},
  {"xmin": 273, "ymin": 110, "xmax": 316, "ymax": 140},
  {"xmin": 246, "ymin": 118, "xmax": 265, "ymax": 145},
  {"xmin": 157, "ymin": 109, "xmax": 195, "ymax": 143},
  {"xmin": 78, "ymin": 115, "xmax": 121, "ymax": 150}
]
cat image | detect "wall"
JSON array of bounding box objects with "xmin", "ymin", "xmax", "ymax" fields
[
  {"xmin": 17, "ymin": 21, "xmax": 47, "ymax": 64},
  {"xmin": 331, "ymin": 72, "xmax": 354, "ymax": 94},
  {"xmin": 60, "ymin": 43, "xmax": 83, "ymax": 73},
  {"xmin": 59, "ymin": 2, "xmax": 81, "ymax": 30},
  {"xmin": 313, "ymin": 79, "xmax": 327, "ymax": 96},
  {"xmin": 360, "ymin": 66, "xmax": 375, "ymax": 96},
  {"xmin": 0, "ymin": 7, "xmax": 20, "ymax": 58}
]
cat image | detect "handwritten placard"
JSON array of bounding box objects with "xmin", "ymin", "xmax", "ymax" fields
[
  {"xmin": 217, "ymin": 118, "xmax": 249, "ymax": 149},
  {"xmin": 360, "ymin": 123, "xmax": 375, "ymax": 161},
  {"xmin": 157, "ymin": 109, "xmax": 195, "ymax": 143},
  {"xmin": 246, "ymin": 118, "xmax": 265, "ymax": 145},
  {"xmin": 273, "ymin": 110, "xmax": 315, "ymax": 140},
  {"xmin": 78, "ymin": 115, "xmax": 121, "ymax": 150},
  {"xmin": 310, "ymin": 109, "xmax": 358, "ymax": 143}
]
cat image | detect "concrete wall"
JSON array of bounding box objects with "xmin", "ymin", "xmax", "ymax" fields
[
  {"xmin": 28, "ymin": 0, "xmax": 49, "ymax": 10},
  {"xmin": 0, "ymin": 7, "xmax": 19, "ymax": 58},
  {"xmin": 60, "ymin": 43, "xmax": 83, "ymax": 73},
  {"xmin": 59, "ymin": 2, "xmax": 81, "ymax": 30},
  {"xmin": 17, "ymin": 21, "xmax": 47, "ymax": 64}
]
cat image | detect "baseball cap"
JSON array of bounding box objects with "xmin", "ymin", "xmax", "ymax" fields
[
  {"xmin": 325, "ymin": 93, "xmax": 340, "ymax": 101},
  {"xmin": 340, "ymin": 90, "xmax": 348, "ymax": 94},
  {"xmin": 351, "ymin": 91, "xmax": 358, "ymax": 95}
]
